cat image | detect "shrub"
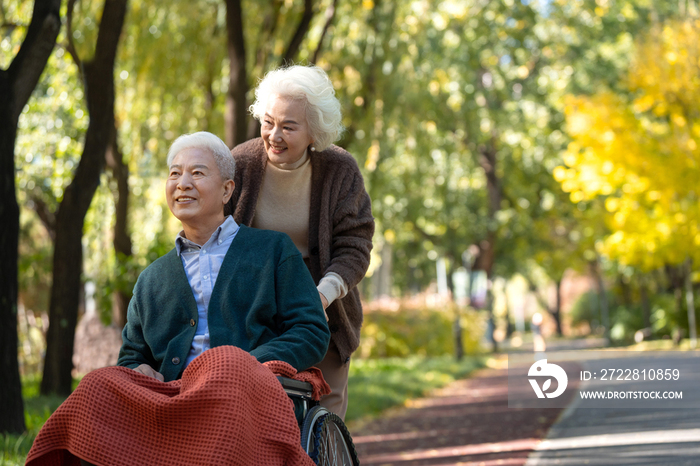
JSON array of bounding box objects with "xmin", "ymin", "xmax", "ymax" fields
[
  {"xmin": 357, "ymin": 304, "xmax": 486, "ymax": 359},
  {"xmin": 570, "ymin": 289, "xmax": 687, "ymax": 343}
]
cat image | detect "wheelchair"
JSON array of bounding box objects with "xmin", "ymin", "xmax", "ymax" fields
[{"xmin": 278, "ymin": 377, "xmax": 360, "ymax": 466}]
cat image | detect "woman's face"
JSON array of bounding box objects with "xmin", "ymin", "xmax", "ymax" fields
[{"xmin": 260, "ymin": 94, "xmax": 314, "ymax": 166}]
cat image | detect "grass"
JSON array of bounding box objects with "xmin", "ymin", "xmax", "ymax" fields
[
  {"xmin": 2, "ymin": 355, "xmax": 485, "ymax": 463},
  {"xmin": 620, "ymin": 338, "xmax": 698, "ymax": 351},
  {"xmin": 1, "ymin": 374, "xmax": 68, "ymax": 466},
  {"xmin": 346, "ymin": 354, "xmax": 487, "ymax": 425}
]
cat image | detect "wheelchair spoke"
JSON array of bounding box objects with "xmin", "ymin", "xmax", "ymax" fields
[
  {"xmin": 324, "ymin": 423, "xmax": 349, "ymax": 466},
  {"xmin": 301, "ymin": 408, "xmax": 358, "ymax": 466}
]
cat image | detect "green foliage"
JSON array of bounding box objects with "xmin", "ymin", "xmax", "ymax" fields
[
  {"xmin": 569, "ymin": 289, "xmax": 611, "ymax": 330},
  {"xmin": 358, "ymin": 305, "xmax": 486, "ymax": 359},
  {"xmin": 650, "ymin": 294, "xmax": 686, "ymax": 337},
  {"xmin": 346, "ymin": 355, "xmax": 486, "ymax": 424},
  {"xmin": 570, "ymin": 289, "xmax": 687, "ymax": 343}
]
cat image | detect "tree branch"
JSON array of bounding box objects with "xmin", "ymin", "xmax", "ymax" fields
[
  {"xmin": 411, "ymin": 222, "xmax": 440, "ymax": 244},
  {"xmin": 28, "ymin": 195, "xmax": 56, "ymax": 241},
  {"xmin": 64, "ymin": 0, "xmax": 83, "ymax": 74},
  {"xmin": 8, "ymin": 0, "xmax": 61, "ymax": 123},
  {"xmin": 1, "ymin": 21, "xmax": 25, "ymax": 31},
  {"xmin": 524, "ymin": 274, "xmax": 552, "ymax": 313},
  {"xmin": 280, "ymin": 0, "xmax": 314, "ymax": 65},
  {"xmin": 311, "ymin": 0, "xmax": 338, "ymax": 64},
  {"xmin": 253, "ymin": 0, "xmax": 282, "ymax": 74}
]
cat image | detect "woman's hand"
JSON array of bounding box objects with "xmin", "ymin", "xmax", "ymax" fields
[
  {"xmin": 133, "ymin": 364, "xmax": 165, "ymax": 382},
  {"xmin": 319, "ymin": 291, "xmax": 329, "ymax": 321}
]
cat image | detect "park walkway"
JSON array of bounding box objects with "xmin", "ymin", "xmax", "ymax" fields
[{"xmin": 351, "ymin": 359, "xmax": 580, "ymax": 466}]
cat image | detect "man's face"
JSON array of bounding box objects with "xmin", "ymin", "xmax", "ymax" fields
[{"xmin": 166, "ymin": 148, "xmax": 230, "ymax": 226}]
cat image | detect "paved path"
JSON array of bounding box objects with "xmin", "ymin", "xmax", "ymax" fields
[
  {"xmin": 526, "ymin": 352, "xmax": 700, "ymax": 466},
  {"xmin": 350, "ymin": 349, "xmax": 700, "ymax": 465},
  {"xmin": 351, "ymin": 361, "xmax": 580, "ymax": 466}
]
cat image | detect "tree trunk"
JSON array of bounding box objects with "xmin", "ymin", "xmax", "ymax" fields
[
  {"xmin": 485, "ymin": 282, "xmax": 497, "ymax": 352},
  {"xmin": 640, "ymin": 275, "xmax": 651, "ymax": 330},
  {"xmin": 589, "ymin": 258, "xmax": 609, "ymax": 341},
  {"xmin": 41, "ymin": 203, "xmax": 86, "ymax": 395},
  {"xmin": 685, "ymin": 258, "xmax": 697, "ymax": 348},
  {"xmin": 618, "ymin": 274, "xmax": 632, "ymax": 306},
  {"xmin": 474, "ymin": 139, "xmax": 500, "ymax": 352},
  {"xmin": 552, "ymin": 278, "xmax": 563, "ymax": 336},
  {"xmin": 374, "ymin": 242, "xmax": 392, "ymax": 298},
  {"xmin": 0, "ymin": 0, "xmax": 61, "ymax": 434},
  {"xmin": 41, "ymin": 0, "xmax": 128, "ymax": 396},
  {"xmin": 445, "ymin": 255, "xmax": 463, "ymax": 361},
  {"xmin": 224, "ymin": 0, "xmax": 248, "ymax": 148},
  {"xmin": 667, "ymin": 263, "xmax": 686, "ymax": 342},
  {"xmin": 526, "ymin": 276, "xmax": 564, "ymax": 337},
  {"xmin": 106, "ymin": 124, "xmax": 132, "ymax": 328}
]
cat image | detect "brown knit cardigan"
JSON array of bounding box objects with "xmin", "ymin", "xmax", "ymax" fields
[{"xmin": 227, "ymin": 138, "xmax": 374, "ymax": 363}]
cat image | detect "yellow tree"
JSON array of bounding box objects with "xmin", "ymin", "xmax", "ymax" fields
[
  {"xmin": 557, "ymin": 20, "xmax": 700, "ymax": 269},
  {"xmin": 555, "ymin": 19, "xmax": 700, "ymax": 339}
]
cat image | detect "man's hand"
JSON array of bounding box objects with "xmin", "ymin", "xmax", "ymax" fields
[
  {"xmin": 133, "ymin": 364, "xmax": 165, "ymax": 382},
  {"xmin": 319, "ymin": 292, "xmax": 329, "ymax": 321}
]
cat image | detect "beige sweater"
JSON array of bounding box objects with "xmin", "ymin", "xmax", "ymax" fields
[
  {"xmin": 228, "ymin": 138, "xmax": 374, "ymax": 362},
  {"xmin": 252, "ymin": 151, "xmax": 347, "ymax": 304},
  {"xmin": 252, "ymin": 151, "xmax": 312, "ymax": 257}
]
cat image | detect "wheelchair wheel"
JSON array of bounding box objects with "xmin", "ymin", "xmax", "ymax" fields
[{"xmin": 300, "ymin": 406, "xmax": 359, "ymax": 466}]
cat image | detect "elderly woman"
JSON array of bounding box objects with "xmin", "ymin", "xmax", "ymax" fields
[{"xmin": 228, "ymin": 65, "xmax": 374, "ymax": 420}]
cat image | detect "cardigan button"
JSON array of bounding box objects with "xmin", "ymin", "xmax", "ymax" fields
[
  {"xmin": 172, "ymin": 357, "xmax": 180, "ymax": 365},
  {"xmin": 329, "ymin": 324, "xmax": 339, "ymax": 333},
  {"xmin": 190, "ymin": 319, "xmax": 196, "ymax": 327}
]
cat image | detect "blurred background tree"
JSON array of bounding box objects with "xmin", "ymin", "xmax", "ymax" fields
[{"xmin": 555, "ymin": 16, "xmax": 700, "ymax": 344}]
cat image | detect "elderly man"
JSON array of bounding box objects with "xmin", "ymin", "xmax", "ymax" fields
[
  {"xmin": 117, "ymin": 131, "xmax": 330, "ymax": 379},
  {"xmin": 26, "ymin": 132, "xmax": 330, "ymax": 466}
]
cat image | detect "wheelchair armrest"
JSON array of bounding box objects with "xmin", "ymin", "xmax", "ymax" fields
[{"xmin": 277, "ymin": 376, "xmax": 314, "ymax": 397}]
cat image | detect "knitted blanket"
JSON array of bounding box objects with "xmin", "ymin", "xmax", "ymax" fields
[{"xmin": 26, "ymin": 346, "xmax": 328, "ymax": 466}]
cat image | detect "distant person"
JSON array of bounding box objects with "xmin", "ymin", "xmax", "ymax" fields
[
  {"xmin": 228, "ymin": 65, "xmax": 375, "ymax": 420},
  {"xmin": 26, "ymin": 132, "xmax": 329, "ymax": 466},
  {"xmin": 532, "ymin": 312, "xmax": 546, "ymax": 355}
]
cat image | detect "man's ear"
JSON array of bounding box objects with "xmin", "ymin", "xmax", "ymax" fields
[{"xmin": 223, "ymin": 179, "xmax": 235, "ymax": 204}]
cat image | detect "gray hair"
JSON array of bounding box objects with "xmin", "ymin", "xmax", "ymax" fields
[
  {"xmin": 249, "ymin": 65, "xmax": 344, "ymax": 152},
  {"xmin": 166, "ymin": 132, "xmax": 235, "ymax": 180}
]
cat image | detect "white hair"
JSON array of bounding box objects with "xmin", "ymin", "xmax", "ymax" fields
[
  {"xmin": 249, "ymin": 65, "xmax": 344, "ymax": 152},
  {"xmin": 166, "ymin": 132, "xmax": 235, "ymax": 180}
]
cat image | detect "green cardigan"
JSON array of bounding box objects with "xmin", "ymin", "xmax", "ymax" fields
[{"xmin": 117, "ymin": 225, "xmax": 331, "ymax": 381}]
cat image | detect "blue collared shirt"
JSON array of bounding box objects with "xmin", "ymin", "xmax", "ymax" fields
[{"xmin": 175, "ymin": 216, "xmax": 240, "ymax": 367}]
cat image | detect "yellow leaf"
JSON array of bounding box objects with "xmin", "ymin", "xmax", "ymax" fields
[
  {"xmin": 605, "ymin": 198, "xmax": 619, "ymax": 212},
  {"xmin": 553, "ymin": 166, "xmax": 568, "ymax": 182}
]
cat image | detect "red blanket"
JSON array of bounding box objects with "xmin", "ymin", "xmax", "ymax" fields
[{"xmin": 26, "ymin": 346, "xmax": 327, "ymax": 466}]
